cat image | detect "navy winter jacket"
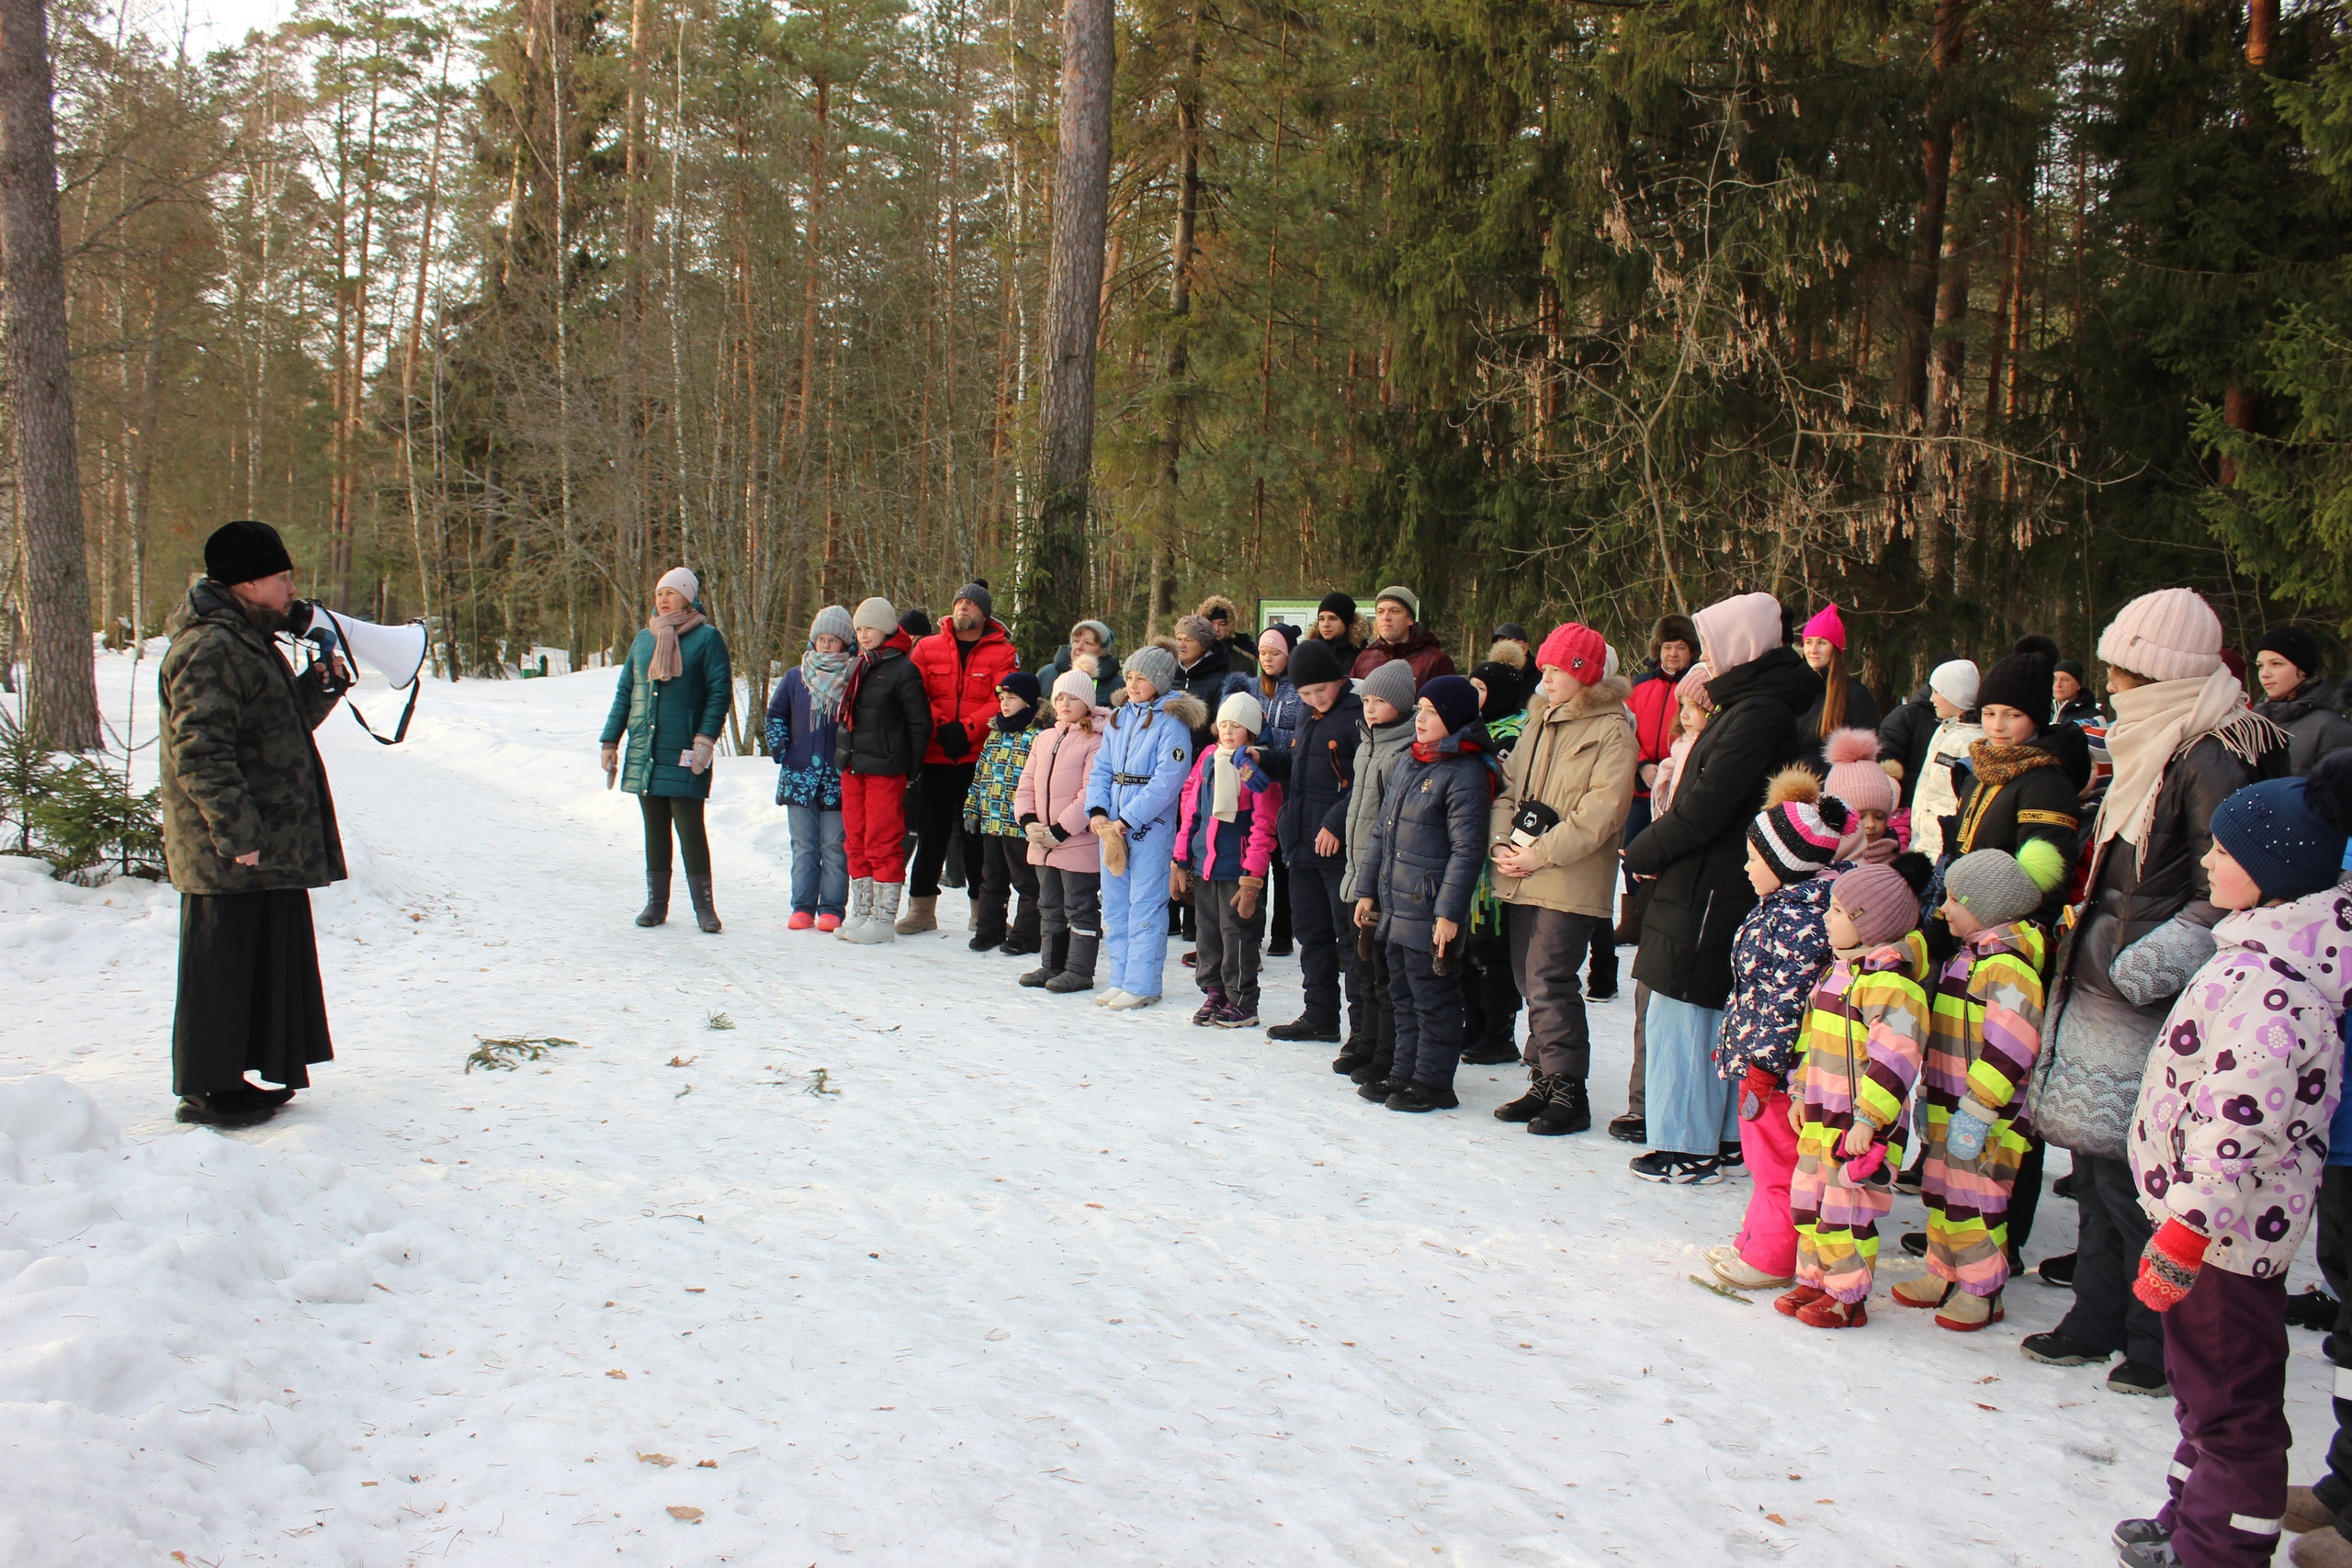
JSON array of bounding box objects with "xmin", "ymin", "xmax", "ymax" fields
[
  {"xmin": 1361, "ymin": 734, "xmax": 1493, "ymax": 949},
  {"xmin": 1261, "ymin": 688, "xmax": 1363, "ymax": 865},
  {"xmin": 1222, "ymin": 669, "xmax": 1304, "ymax": 755}
]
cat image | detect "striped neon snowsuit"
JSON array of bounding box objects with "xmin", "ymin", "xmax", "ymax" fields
[
  {"xmin": 1918, "ymin": 921, "xmax": 2047, "ymax": 1298},
  {"xmin": 1790, "ymin": 931, "xmax": 1930, "ymax": 1304}
]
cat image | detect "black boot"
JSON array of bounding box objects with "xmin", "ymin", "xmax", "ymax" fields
[
  {"xmin": 1021, "ymin": 931, "xmax": 1069, "ymax": 987},
  {"xmin": 1356, "ymin": 1076, "xmax": 1406, "ymax": 1103},
  {"xmin": 1495, "ymin": 1070, "xmax": 1556, "ymax": 1123},
  {"xmin": 1269, "ymin": 1014, "xmax": 1342, "ymax": 1043},
  {"xmin": 685, "ymin": 873, "xmax": 721, "ymax": 933},
  {"xmin": 1528, "ymin": 1077, "xmax": 1592, "ymax": 1136},
  {"xmin": 636, "ymin": 867, "xmax": 672, "ymax": 927},
  {"xmin": 1330, "ymin": 1035, "xmax": 1374, "ymax": 1076},
  {"xmin": 970, "ymin": 926, "xmax": 1006, "ymax": 952},
  {"xmin": 175, "ymin": 1089, "xmax": 278, "ymax": 1128},
  {"xmin": 1385, "ymin": 1080, "xmax": 1460, "ymax": 1112},
  {"xmin": 1461, "ymin": 1021, "xmax": 1521, "ymax": 1066}
]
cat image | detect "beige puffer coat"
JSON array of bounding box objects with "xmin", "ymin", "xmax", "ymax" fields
[{"xmin": 1487, "ymin": 674, "xmax": 1638, "ymax": 918}]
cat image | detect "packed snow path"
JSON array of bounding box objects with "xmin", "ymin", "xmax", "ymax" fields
[{"xmin": 0, "ymin": 652, "xmax": 2334, "ymax": 1566}]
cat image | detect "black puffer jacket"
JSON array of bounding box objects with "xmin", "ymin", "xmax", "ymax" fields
[
  {"xmin": 1623, "ymin": 646, "xmax": 1818, "ymax": 1009},
  {"xmin": 1945, "ymin": 736, "xmax": 2083, "ymax": 927},
  {"xmin": 2259, "ymin": 678, "xmax": 2352, "ymax": 777},
  {"xmin": 1875, "ymin": 685, "xmax": 1939, "ymax": 808},
  {"xmin": 841, "ymin": 637, "xmax": 932, "ymax": 776},
  {"xmin": 1795, "ymin": 671, "xmax": 1881, "ymax": 763},
  {"xmin": 1261, "ymin": 688, "xmax": 1363, "ymax": 865}
]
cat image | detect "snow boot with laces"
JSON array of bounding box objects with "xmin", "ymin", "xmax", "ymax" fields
[
  {"xmin": 836, "ymin": 877, "xmax": 875, "ymax": 941},
  {"xmin": 1495, "ymin": 1070, "xmax": 1558, "ymax": 1123},
  {"xmin": 1021, "ymin": 932, "xmax": 1069, "ymax": 987},
  {"xmin": 686, "ymin": 874, "xmax": 722, "ymax": 933},
  {"xmin": 895, "ymin": 894, "xmax": 939, "ymax": 935},
  {"xmin": 1528, "ymin": 1076, "xmax": 1592, "ymax": 1136},
  {"xmin": 636, "ymin": 867, "xmax": 672, "ymax": 927}
]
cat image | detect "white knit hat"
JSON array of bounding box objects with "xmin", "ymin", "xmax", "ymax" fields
[
  {"xmin": 1216, "ymin": 692, "xmax": 1264, "ymax": 735},
  {"xmin": 1052, "ymin": 668, "xmax": 1098, "ymax": 707},
  {"xmin": 852, "ymin": 596, "xmax": 898, "ymax": 636},
  {"xmin": 2098, "ymin": 588, "xmax": 2225, "ymax": 683},
  {"xmin": 1929, "ymin": 658, "xmax": 1980, "ymax": 708},
  {"xmin": 658, "ymin": 566, "xmax": 699, "ymax": 602}
]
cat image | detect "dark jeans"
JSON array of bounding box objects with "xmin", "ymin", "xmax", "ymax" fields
[
  {"xmin": 910, "ymin": 761, "xmax": 976, "ymax": 897},
  {"xmin": 640, "ymin": 794, "xmax": 710, "ymax": 876},
  {"xmin": 1287, "ymin": 855, "xmax": 1362, "ymax": 1033},
  {"xmin": 1358, "ymin": 937, "xmax": 1396, "ymax": 1076},
  {"xmin": 2157, "ymin": 1266, "xmax": 2291, "ymax": 1567},
  {"xmin": 2054, "ymin": 1151, "xmax": 2165, "ymax": 1370},
  {"xmin": 1508, "ymin": 904, "xmax": 1597, "ymax": 1080},
  {"xmin": 1386, "ymin": 939, "xmax": 1463, "ymax": 1088},
  {"xmin": 973, "ymin": 834, "xmax": 1039, "ymax": 944}
]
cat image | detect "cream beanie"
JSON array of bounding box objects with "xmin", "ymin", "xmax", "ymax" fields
[
  {"xmin": 2098, "ymin": 588, "xmax": 2224, "ymax": 683},
  {"xmin": 658, "ymin": 566, "xmax": 699, "ymax": 602},
  {"xmin": 1929, "ymin": 659, "xmax": 1980, "ymax": 708},
  {"xmin": 852, "ymin": 596, "xmax": 899, "ymax": 636},
  {"xmin": 1216, "ymin": 691, "xmax": 1264, "ymax": 735}
]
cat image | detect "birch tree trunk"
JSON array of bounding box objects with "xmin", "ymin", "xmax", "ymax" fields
[{"xmin": 0, "ymin": 0, "xmax": 100, "ymax": 750}]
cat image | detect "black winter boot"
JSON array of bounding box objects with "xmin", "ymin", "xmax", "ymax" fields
[
  {"xmin": 685, "ymin": 873, "xmax": 722, "ymax": 933},
  {"xmin": 1528, "ymin": 1077, "xmax": 1592, "ymax": 1136},
  {"xmin": 1000, "ymin": 931, "xmax": 1042, "ymax": 957},
  {"xmin": 1495, "ymin": 1070, "xmax": 1556, "ymax": 1123},
  {"xmin": 636, "ymin": 868, "xmax": 672, "ymax": 927},
  {"xmin": 1356, "ymin": 1076, "xmax": 1407, "ymax": 1103},
  {"xmin": 1462, "ymin": 1024, "xmax": 1521, "ymax": 1066},
  {"xmin": 1385, "ymin": 1080, "xmax": 1460, "ymax": 1113},
  {"xmin": 1268, "ymin": 1014, "xmax": 1342, "ymax": 1043},
  {"xmin": 1021, "ymin": 932, "xmax": 1069, "ymax": 987},
  {"xmin": 1330, "ymin": 1034, "xmax": 1374, "ymax": 1076},
  {"xmin": 969, "ymin": 926, "xmax": 1005, "ymax": 952}
]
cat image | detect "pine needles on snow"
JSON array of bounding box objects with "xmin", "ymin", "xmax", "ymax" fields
[{"xmin": 465, "ymin": 1035, "xmax": 578, "ymax": 1073}]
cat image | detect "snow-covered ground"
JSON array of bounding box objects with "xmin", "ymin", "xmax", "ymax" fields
[{"xmin": 0, "ymin": 647, "xmax": 2335, "ymax": 1566}]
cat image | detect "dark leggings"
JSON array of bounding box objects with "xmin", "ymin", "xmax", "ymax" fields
[{"xmin": 640, "ymin": 794, "xmax": 710, "ymax": 876}]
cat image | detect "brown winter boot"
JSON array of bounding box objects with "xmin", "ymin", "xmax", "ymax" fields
[
  {"xmin": 2292, "ymin": 1527, "xmax": 2352, "ymax": 1567},
  {"xmin": 896, "ymin": 894, "xmax": 939, "ymax": 935},
  {"xmin": 2287, "ymin": 1485, "xmax": 2342, "ymax": 1535}
]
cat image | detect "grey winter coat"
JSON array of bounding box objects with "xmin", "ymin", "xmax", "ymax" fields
[{"xmin": 1339, "ymin": 714, "xmax": 1414, "ymax": 902}]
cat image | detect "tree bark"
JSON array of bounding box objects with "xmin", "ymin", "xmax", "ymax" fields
[
  {"xmin": 1148, "ymin": 15, "xmax": 1201, "ymax": 641},
  {"xmin": 0, "ymin": 0, "xmax": 101, "ymax": 750},
  {"xmin": 1025, "ymin": 0, "xmax": 1113, "ymax": 652}
]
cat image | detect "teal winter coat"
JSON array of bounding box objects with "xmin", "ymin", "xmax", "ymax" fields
[{"xmin": 601, "ymin": 620, "xmax": 733, "ymax": 798}]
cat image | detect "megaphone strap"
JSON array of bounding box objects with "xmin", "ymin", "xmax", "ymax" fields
[{"xmin": 347, "ymin": 679, "xmax": 421, "ymax": 746}]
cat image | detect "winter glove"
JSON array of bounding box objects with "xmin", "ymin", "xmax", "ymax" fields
[
  {"xmin": 935, "ymin": 720, "xmax": 972, "ymax": 761},
  {"xmin": 1232, "ymin": 876, "xmax": 1262, "ymax": 920},
  {"xmin": 1738, "ymin": 1066, "xmax": 1781, "ymax": 1122},
  {"xmin": 963, "ymin": 814, "xmax": 981, "ymax": 837},
  {"xmin": 601, "ymin": 742, "xmax": 619, "ymax": 786},
  {"xmin": 1023, "ymin": 821, "xmax": 1057, "ymax": 852},
  {"xmin": 2133, "ymin": 1219, "xmax": 2210, "ymax": 1313},
  {"xmin": 689, "ymin": 736, "xmax": 717, "ymax": 775},
  {"xmin": 1945, "ymin": 1097, "xmax": 1998, "ymax": 1163}
]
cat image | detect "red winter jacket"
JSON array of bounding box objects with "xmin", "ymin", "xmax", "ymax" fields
[
  {"xmin": 911, "ymin": 619, "xmax": 1022, "ymax": 765},
  {"xmin": 1626, "ymin": 670, "xmax": 1681, "ymax": 798},
  {"xmin": 1349, "ymin": 625, "xmax": 1456, "ymax": 689}
]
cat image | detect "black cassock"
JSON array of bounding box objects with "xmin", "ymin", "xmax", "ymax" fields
[{"xmin": 172, "ymin": 889, "xmax": 334, "ymax": 1095}]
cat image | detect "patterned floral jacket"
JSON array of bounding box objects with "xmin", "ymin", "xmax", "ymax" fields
[{"xmin": 2129, "ymin": 885, "xmax": 2352, "ymax": 1278}]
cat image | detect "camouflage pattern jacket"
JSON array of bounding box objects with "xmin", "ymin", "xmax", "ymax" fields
[{"xmin": 158, "ymin": 581, "xmax": 347, "ymax": 895}]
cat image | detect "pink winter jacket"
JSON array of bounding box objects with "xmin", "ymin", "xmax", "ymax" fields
[
  {"xmin": 2128, "ymin": 883, "xmax": 2352, "ymax": 1279},
  {"xmin": 1173, "ymin": 745, "xmax": 1283, "ymax": 881},
  {"xmin": 1015, "ymin": 720, "xmax": 1105, "ymax": 871}
]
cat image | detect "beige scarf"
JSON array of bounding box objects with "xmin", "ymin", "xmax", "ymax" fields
[
  {"xmin": 1211, "ymin": 742, "xmax": 1245, "ymax": 823},
  {"xmin": 648, "ymin": 604, "xmax": 707, "ymax": 681},
  {"xmin": 2097, "ymin": 666, "xmax": 2279, "ymax": 850}
]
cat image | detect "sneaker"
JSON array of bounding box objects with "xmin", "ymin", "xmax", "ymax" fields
[
  {"xmin": 1628, "ymin": 1151, "xmax": 1724, "ymax": 1185},
  {"xmin": 1795, "ymin": 1293, "xmax": 1868, "ymax": 1329},
  {"xmin": 1899, "ymin": 1231, "xmax": 1928, "ymax": 1258},
  {"xmin": 1528, "ymin": 1077, "xmax": 1592, "ymax": 1136},
  {"xmin": 2039, "ymin": 1252, "xmax": 2076, "ymax": 1288},
  {"xmin": 1385, "ymin": 1081, "xmax": 1460, "ymax": 1112},
  {"xmin": 1215, "ymin": 1002, "xmax": 1260, "ymax": 1029},
  {"xmin": 1607, "ymin": 1112, "xmax": 1646, "ymax": 1144},
  {"xmin": 1494, "ymin": 1071, "xmax": 1555, "ymax": 1123},
  {"xmin": 815, "ymin": 913, "xmax": 842, "ymax": 932},
  {"xmin": 1191, "ymin": 989, "xmax": 1229, "ymax": 1026},
  {"xmin": 2019, "ymin": 1330, "xmax": 2111, "ymax": 1367},
  {"xmin": 1587, "ymin": 987, "xmax": 1619, "ymax": 1003},
  {"xmin": 1356, "ymin": 1077, "xmax": 1406, "ymax": 1103},
  {"xmin": 788, "ymin": 910, "xmax": 816, "ymax": 931},
  {"xmin": 1268, "ymin": 1015, "xmax": 1342, "ymax": 1043},
  {"xmin": 2113, "ymin": 1519, "xmax": 2178, "ymax": 1565},
  {"xmin": 2109, "ymin": 1359, "xmax": 2170, "ymax": 1397}
]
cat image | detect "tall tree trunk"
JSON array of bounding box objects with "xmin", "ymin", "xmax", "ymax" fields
[
  {"xmin": 1148, "ymin": 13, "xmax": 1200, "ymax": 640},
  {"xmin": 1024, "ymin": 0, "xmax": 1113, "ymax": 652},
  {"xmin": 1895, "ymin": 0, "xmax": 1968, "ymax": 432},
  {"xmin": 0, "ymin": 0, "xmax": 100, "ymax": 750},
  {"xmin": 2220, "ymin": 0, "xmax": 2278, "ymax": 485}
]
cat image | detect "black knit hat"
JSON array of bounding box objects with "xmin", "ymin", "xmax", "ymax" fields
[
  {"xmin": 1470, "ymin": 660, "xmax": 1525, "ymax": 722},
  {"xmin": 1976, "ymin": 649, "xmax": 2052, "ymax": 721},
  {"xmin": 1317, "ymin": 592, "xmax": 1357, "ymax": 624},
  {"xmin": 1290, "ymin": 637, "xmax": 1345, "ymax": 688},
  {"xmin": 1491, "ymin": 622, "xmax": 1531, "ymax": 646},
  {"xmin": 204, "ymin": 520, "xmax": 294, "ymax": 585},
  {"xmin": 2257, "ymin": 624, "xmax": 2324, "ymax": 682},
  {"xmin": 1261, "ymin": 621, "xmax": 1300, "ymax": 651},
  {"xmin": 899, "ymin": 607, "xmax": 934, "ymax": 639},
  {"xmin": 2053, "ymin": 658, "xmax": 2087, "ymax": 683}
]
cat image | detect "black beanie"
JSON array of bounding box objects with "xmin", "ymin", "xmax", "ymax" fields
[
  {"xmin": 1289, "ymin": 638, "xmax": 1344, "ymax": 688},
  {"xmin": 899, "ymin": 607, "xmax": 934, "ymax": 640},
  {"xmin": 2053, "ymin": 658, "xmax": 2086, "ymax": 683},
  {"xmin": 2257, "ymin": 624, "xmax": 2324, "ymax": 682},
  {"xmin": 1317, "ymin": 592, "xmax": 1357, "ymax": 625},
  {"xmin": 1976, "ymin": 650, "xmax": 2053, "ymax": 721},
  {"xmin": 1470, "ymin": 660, "xmax": 1525, "ymax": 722},
  {"xmin": 204, "ymin": 520, "xmax": 294, "ymax": 585}
]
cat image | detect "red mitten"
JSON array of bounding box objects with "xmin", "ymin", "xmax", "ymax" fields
[
  {"xmin": 1738, "ymin": 1066, "xmax": 1780, "ymax": 1122},
  {"xmin": 2133, "ymin": 1219, "xmax": 2210, "ymax": 1313}
]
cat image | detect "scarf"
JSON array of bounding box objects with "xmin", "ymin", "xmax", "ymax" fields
[
  {"xmin": 648, "ymin": 604, "xmax": 707, "ymax": 682},
  {"xmin": 2097, "ymin": 665, "xmax": 2285, "ymax": 850},
  {"xmin": 1966, "ymin": 739, "xmax": 2061, "ymax": 788},
  {"xmin": 1211, "ymin": 742, "xmax": 1245, "ymax": 822},
  {"xmin": 995, "ymin": 702, "xmax": 1037, "ymax": 734},
  {"xmin": 1410, "ymin": 731, "xmax": 1496, "ymax": 803},
  {"xmin": 799, "ymin": 648, "xmax": 853, "ymax": 716}
]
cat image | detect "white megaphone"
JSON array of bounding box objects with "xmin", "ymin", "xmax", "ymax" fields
[{"xmin": 295, "ymin": 603, "xmax": 428, "ymax": 689}]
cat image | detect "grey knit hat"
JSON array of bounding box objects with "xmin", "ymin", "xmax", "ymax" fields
[
  {"xmin": 1175, "ymin": 614, "xmax": 1218, "ymax": 649},
  {"xmin": 1356, "ymin": 657, "xmax": 1418, "ymax": 716},
  {"xmin": 954, "ymin": 581, "xmax": 993, "ymax": 621},
  {"xmin": 853, "ymin": 596, "xmax": 899, "ymax": 636},
  {"xmin": 810, "ymin": 604, "xmax": 854, "ymax": 646},
  {"xmin": 1071, "ymin": 618, "xmax": 1114, "ymax": 649},
  {"xmin": 1374, "ymin": 584, "xmax": 1419, "ymax": 619},
  {"xmin": 1943, "ymin": 849, "xmax": 2043, "ymax": 928},
  {"xmin": 1126, "ymin": 644, "xmax": 1179, "ymax": 695}
]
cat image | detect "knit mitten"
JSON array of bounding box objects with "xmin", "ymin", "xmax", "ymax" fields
[
  {"xmin": 1945, "ymin": 1097, "xmax": 1997, "ymax": 1162},
  {"xmin": 2132, "ymin": 1219, "xmax": 2209, "ymax": 1313},
  {"xmin": 689, "ymin": 735, "xmax": 717, "ymax": 774},
  {"xmin": 1738, "ymin": 1066, "xmax": 1780, "ymax": 1122}
]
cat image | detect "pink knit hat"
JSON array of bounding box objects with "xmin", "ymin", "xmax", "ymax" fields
[
  {"xmin": 1675, "ymin": 662, "xmax": 1714, "ymax": 710},
  {"xmin": 1822, "ymin": 727, "xmax": 1895, "ymax": 816},
  {"xmin": 1536, "ymin": 622, "xmax": 1608, "ymax": 685},
  {"xmin": 2097, "ymin": 588, "xmax": 2224, "ymax": 683},
  {"xmin": 1830, "ymin": 860, "xmax": 1919, "ymax": 948},
  {"xmin": 1800, "ymin": 603, "xmax": 1847, "ymax": 651},
  {"xmin": 1690, "ymin": 592, "xmax": 1782, "ymax": 672}
]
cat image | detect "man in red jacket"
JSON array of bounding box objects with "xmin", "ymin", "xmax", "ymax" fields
[
  {"xmin": 902, "ymin": 581, "xmax": 1022, "ymax": 932},
  {"xmin": 1349, "ymin": 585, "xmax": 1456, "ymax": 688}
]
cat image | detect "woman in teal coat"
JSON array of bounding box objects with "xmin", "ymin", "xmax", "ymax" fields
[{"xmin": 601, "ymin": 567, "xmax": 734, "ymax": 931}]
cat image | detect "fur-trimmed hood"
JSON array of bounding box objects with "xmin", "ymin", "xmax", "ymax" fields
[
  {"xmin": 1526, "ymin": 671, "xmax": 1633, "ymax": 727},
  {"xmin": 1159, "ymin": 693, "xmax": 1210, "ymax": 731}
]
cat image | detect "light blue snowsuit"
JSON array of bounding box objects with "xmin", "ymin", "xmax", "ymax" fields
[{"xmin": 1084, "ymin": 693, "xmax": 1198, "ymax": 998}]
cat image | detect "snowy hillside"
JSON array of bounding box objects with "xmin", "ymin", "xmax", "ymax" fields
[{"xmin": 0, "ymin": 649, "xmax": 2331, "ymax": 1566}]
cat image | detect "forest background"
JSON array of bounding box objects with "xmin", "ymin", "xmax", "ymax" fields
[{"xmin": 9, "ymin": 0, "xmax": 2352, "ymax": 749}]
